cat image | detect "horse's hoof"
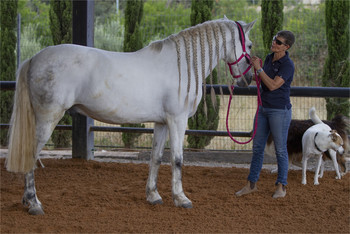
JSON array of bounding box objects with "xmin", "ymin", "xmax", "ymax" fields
[
  {"xmin": 28, "ymin": 206, "xmax": 44, "ymax": 215},
  {"xmin": 181, "ymin": 202, "xmax": 193, "ymax": 208},
  {"xmin": 146, "ymin": 190, "xmax": 163, "ymax": 205},
  {"xmin": 173, "ymin": 193, "xmax": 192, "ymax": 208},
  {"xmin": 149, "ymin": 199, "xmax": 163, "ymax": 205}
]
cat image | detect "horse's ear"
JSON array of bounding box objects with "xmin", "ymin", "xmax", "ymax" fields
[
  {"xmin": 223, "ymin": 15, "xmax": 229, "ymax": 20},
  {"xmin": 244, "ymin": 19, "xmax": 257, "ymax": 34}
]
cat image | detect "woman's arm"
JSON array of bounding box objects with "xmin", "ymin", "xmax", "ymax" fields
[
  {"xmin": 257, "ymin": 71, "xmax": 285, "ymax": 91},
  {"xmin": 251, "ymin": 56, "xmax": 285, "ymax": 91}
]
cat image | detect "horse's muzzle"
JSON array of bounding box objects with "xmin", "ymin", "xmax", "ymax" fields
[{"xmin": 236, "ymin": 70, "xmax": 253, "ymax": 87}]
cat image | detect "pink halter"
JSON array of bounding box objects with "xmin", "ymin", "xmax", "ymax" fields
[
  {"xmin": 227, "ymin": 21, "xmax": 252, "ymax": 78},
  {"xmin": 225, "ymin": 21, "xmax": 262, "ymax": 145}
]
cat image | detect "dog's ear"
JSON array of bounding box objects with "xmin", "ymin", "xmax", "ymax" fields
[
  {"xmin": 330, "ymin": 131, "xmax": 344, "ymax": 145},
  {"xmin": 329, "ymin": 130, "xmax": 336, "ymax": 140},
  {"xmin": 329, "ymin": 131, "xmax": 337, "ymax": 141}
]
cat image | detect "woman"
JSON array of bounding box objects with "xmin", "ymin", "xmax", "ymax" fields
[{"xmin": 236, "ymin": 31, "xmax": 295, "ymax": 198}]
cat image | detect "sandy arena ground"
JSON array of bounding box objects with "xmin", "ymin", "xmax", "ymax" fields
[{"xmin": 1, "ymin": 150, "xmax": 349, "ymax": 233}]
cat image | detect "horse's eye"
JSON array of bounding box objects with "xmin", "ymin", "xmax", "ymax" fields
[{"xmin": 248, "ymin": 45, "xmax": 252, "ymax": 50}]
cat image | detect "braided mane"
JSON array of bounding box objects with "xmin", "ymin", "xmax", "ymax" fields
[{"xmin": 149, "ymin": 19, "xmax": 236, "ymax": 110}]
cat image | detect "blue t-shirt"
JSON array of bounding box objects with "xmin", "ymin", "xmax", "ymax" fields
[{"xmin": 261, "ymin": 51, "xmax": 294, "ymax": 109}]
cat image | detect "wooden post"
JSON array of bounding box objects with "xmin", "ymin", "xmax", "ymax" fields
[{"xmin": 71, "ymin": 0, "xmax": 94, "ymax": 159}]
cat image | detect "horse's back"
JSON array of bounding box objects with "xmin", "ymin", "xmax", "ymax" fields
[
  {"xmin": 26, "ymin": 44, "xmax": 180, "ymax": 124},
  {"xmin": 30, "ymin": 44, "xmax": 114, "ymax": 79}
]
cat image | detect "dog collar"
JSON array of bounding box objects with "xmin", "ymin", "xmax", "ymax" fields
[{"xmin": 314, "ymin": 132, "xmax": 323, "ymax": 152}]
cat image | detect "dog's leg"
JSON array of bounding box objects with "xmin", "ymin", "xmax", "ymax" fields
[
  {"xmin": 314, "ymin": 154, "xmax": 322, "ymax": 185},
  {"xmin": 319, "ymin": 159, "xmax": 325, "ymax": 178},
  {"xmin": 328, "ymin": 150, "xmax": 341, "ymax": 179},
  {"xmin": 302, "ymin": 156, "xmax": 308, "ymax": 185},
  {"xmin": 340, "ymin": 156, "xmax": 349, "ymax": 176}
]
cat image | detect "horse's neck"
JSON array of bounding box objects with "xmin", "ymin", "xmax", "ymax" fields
[
  {"xmin": 141, "ymin": 28, "xmax": 227, "ymax": 84},
  {"xmin": 182, "ymin": 37, "xmax": 224, "ymax": 81},
  {"xmin": 201, "ymin": 36, "xmax": 226, "ymax": 81}
]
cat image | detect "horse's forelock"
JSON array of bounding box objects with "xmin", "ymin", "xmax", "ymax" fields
[{"xmin": 225, "ymin": 21, "xmax": 237, "ymax": 61}]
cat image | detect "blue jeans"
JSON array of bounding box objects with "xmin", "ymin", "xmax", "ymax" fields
[{"xmin": 248, "ymin": 106, "xmax": 292, "ymax": 185}]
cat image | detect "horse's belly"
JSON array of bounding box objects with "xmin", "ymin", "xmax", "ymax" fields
[
  {"xmin": 72, "ymin": 103, "xmax": 165, "ymax": 125},
  {"xmin": 73, "ymin": 78, "xmax": 174, "ymax": 124}
]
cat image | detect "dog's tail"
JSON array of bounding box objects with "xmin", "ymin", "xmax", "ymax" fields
[{"xmin": 309, "ymin": 107, "xmax": 322, "ymax": 124}]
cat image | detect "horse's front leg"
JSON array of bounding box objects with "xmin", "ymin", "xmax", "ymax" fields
[
  {"xmin": 168, "ymin": 117, "xmax": 192, "ymax": 208},
  {"xmin": 146, "ymin": 123, "xmax": 168, "ymax": 205},
  {"xmin": 22, "ymin": 169, "xmax": 44, "ymax": 215}
]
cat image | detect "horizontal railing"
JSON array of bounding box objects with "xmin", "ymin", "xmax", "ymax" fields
[
  {"xmin": 1, "ymin": 81, "xmax": 350, "ymax": 97},
  {"xmin": 1, "ymin": 81, "xmax": 349, "ymax": 138}
]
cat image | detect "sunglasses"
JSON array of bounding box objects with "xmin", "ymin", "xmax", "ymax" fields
[{"xmin": 273, "ymin": 36, "xmax": 287, "ymax": 46}]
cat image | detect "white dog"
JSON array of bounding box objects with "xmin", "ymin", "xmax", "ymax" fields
[{"xmin": 301, "ymin": 107, "xmax": 344, "ymax": 185}]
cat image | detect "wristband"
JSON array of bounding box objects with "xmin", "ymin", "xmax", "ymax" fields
[{"xmin": 257, "ymin": 68, "xmax": 263, "ymax": 75}]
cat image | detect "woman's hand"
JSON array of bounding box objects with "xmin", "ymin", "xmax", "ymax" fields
[{"xmin": 251, "ymin": 56, "xmax": 262, "ymax": 70}]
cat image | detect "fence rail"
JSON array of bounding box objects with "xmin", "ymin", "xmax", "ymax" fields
[
  {"xmin": 1, "ymin": 80, "xmax": 349, "ymax": 138},
  {"xmin": 0, "ymin": 124, "xmax": 252, "ymax": 137},
  {"xmin": 2, "ymin": 81, "xmax": 350, "ymax": 97}
]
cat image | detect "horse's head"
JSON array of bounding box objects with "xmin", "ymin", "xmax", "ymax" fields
[{"xmin": 225, "ymin": 19, "xmax": 256, "ymax": 87}]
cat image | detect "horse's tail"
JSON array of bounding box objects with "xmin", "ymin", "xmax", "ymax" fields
[
  {"xmin": 6, "ymin": 59, "xmax": 37, "ymax": 173},
  {"xmin": 309, "ymin": 106, "xmax": 322, "ymax": 124}
]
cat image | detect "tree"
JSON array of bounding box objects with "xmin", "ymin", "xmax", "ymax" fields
[
  {"xmin": 261, "ymin": 0, "xmax": 283, "ymax": 55},
  {"xmin": 0, "ymin": 0, "xmax": 18, "ymax": 146},
  {"xmin": 187, "ymin": 0, "xmax": 220, "ymax": 149},
  {"xmin": 190, "ymin": 0, "xmax": 213, "ymax": 25},
  {"xmin": 142, "ymin": 1, "xmax": 190, "ymax": 46},
  {"xmin": 122, "ymin": 0, "xmax": 145, "ymax": 148},
  {"xmin": 323, "ymin": 0, "xmax": 349, "ymax": 119},
  {"xmin": 49, "ymin": 0, "xmax": 72, "ymax": 148},
  {"xmin": 124, "ymin": 0, "xmax": 143, "ymax": 52},
  {"xmin": 50, "ymin": 0, "xmax": 72, "ymax": 44},
  {"xmin": 18, "ymin": 0, "xmax": 52, "ymax": 48}
]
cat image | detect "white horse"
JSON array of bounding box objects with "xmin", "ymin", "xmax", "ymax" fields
[{"xmin": 6, "ymin": 17, "xmax": 256, "ymax": 215}]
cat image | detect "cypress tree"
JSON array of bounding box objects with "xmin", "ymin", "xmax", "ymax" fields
[
  {"xmin": 122, "ymin": 0, "xmax": 144, "ymax": 148},
  {"xmin": 124, "ymin": 0, "xmax": 143, "ymax": 52},
  {"xmin": 187, "ymin": 0, "xmax": 220, "ymax": 149},
  {"xmin": 261, "ymin": 0, "xmax": 283, "ymax": 55},
  {"xmin": 50, "ymin": 0, "xmax": 72, "ymax": 44},
  {"xmin": 49, "ymin": 0, "xmax": 73, "ymax": 148},
  {"xmin": 323, "ymin": 0, "xmax": 349, "ymax": 119},
  {"xmin": 0, "ymin": 0, "xmax": 18, "ymax": 146}
]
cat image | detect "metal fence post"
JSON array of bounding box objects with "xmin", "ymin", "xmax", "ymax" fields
[{"xmin": 72, "ymin": 0, "xmax": 94, "ymax": 159}]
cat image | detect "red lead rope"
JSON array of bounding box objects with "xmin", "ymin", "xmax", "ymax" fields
[{"xmin": 226, "ymin": 59, "xmax": 262, "ymax": 144}]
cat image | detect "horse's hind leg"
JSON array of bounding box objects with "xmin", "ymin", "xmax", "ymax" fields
[
  {"xmin": 22, "ymin": 110, "xmax": 65, "ymax": 215},
  {"xmin": 146, "ymin": 123, "xmax": 168, "ymax": 205},
  {"xmin": 22, "ymin": 170, "xmax": 44, "ymax": 215}
]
